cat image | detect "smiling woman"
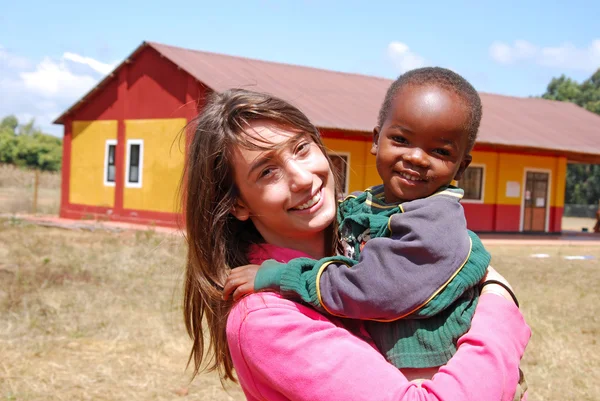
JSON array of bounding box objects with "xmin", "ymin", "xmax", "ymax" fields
[{"xmin": 181, "ymin": 88, "xmax": 530, "ymax": 401}]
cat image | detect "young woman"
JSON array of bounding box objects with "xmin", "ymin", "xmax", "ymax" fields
[{"xmin": 182, "ymin": 88, "xmax": 530, "ymax": 400}]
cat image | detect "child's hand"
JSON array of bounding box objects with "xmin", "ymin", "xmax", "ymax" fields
[{"xmin": 223, "ymin": 264, "xmax": 261, "ymax": 301}]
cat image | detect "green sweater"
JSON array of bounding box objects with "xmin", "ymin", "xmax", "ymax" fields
[{"xmin": 255, "ymin": 185, "xmax": 490, "ymax": 368}]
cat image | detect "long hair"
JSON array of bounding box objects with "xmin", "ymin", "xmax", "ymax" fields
[{"xmin": 182, "ymin": 88, "xmax": 339, "ymax": 383}]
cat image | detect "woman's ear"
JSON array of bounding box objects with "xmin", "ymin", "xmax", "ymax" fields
[{"xmin": 231, "ymin": 199, "xmax": 251, "ymax": 221}]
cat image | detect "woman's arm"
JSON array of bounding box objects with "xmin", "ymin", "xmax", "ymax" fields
[{"xmin": 228, "ymin": 291, "xmax": 530, "ymax": 401}]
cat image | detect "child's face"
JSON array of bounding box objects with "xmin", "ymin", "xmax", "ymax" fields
[{"xmin": 371, "ymin": 84, "xmax": 472, "ymax": 204}]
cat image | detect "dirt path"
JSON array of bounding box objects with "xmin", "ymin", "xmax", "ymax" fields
[{"xmin": 3, "ymin": 213, "xmax": 600, "ymax": 245}]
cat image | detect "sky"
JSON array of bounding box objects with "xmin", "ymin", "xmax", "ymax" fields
[{"xmin": 1, "ymin": 0, "xmax": 599, "ymax": 136}]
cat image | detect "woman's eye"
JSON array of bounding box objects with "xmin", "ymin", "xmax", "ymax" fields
[
  {"xmin": 259, "ymin": 168, "xmax": 275, "ymax": 179},
  {"xmin": 296, "ymin": 142, "xmax": 311, "ymax": 155}
]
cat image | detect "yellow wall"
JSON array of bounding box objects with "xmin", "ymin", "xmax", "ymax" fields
[
  {"xmin": 323, "ymin": 138, "xmax": 377, "ymax": 193},
  {"xmin": 320, "ymin": 143, "xmax": 567, "ymax": 208},
  {"xmin": 554, "ymin": 157, "xmax": 567, "ymax": 207},
  {"xmin": 470, "ymin": 151, "xmax": 499, "ymax": 204},
  {"xmin": 70, "ymin": 120, "xmax": 117, "ymax": 207},
  {"xmin": 469, "ymin": 150, "xmax": 566, "ymax": 207},
  {"xmin": 123, "ymin": 118, "xmax": 187, "ymax": 213}
]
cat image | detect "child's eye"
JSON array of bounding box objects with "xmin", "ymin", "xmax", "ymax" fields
[
  {"xmin": 392, "ymin": 136, "xmax": 408, "ymax": 144},
  {"xmin": 433, "ymin": 148, "xmax": 451, "ymax": 156}
]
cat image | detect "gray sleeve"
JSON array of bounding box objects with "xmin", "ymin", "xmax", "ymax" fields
[{"xmin": 318, "ymin": 195, "xmax": 472, "ymax": 320}]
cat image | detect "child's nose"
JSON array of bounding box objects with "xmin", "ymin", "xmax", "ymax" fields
[{"xmin": 405, "ymin": 148, "xmax": 430, "ymax": 168}]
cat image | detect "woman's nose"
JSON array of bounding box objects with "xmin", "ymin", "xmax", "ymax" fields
[{"xmin": 287, "ymin": 160, "xmax": 313, "ymax": 192}]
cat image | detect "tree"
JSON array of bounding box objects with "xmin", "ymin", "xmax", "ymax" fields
[
  {"xmin": 541, "ymin": 68, "xmax": 600, "ymax": 206},
  {"xmin": 542, "ymin": 75, "xmax": 582, "ymax": 103},
  {"xmin": 0, "ymin": 115, "xmax": 62, "ymax": 172},
  {"xmin": 1, "ymin": 115, "xmax": 18, "ymax": 132}
]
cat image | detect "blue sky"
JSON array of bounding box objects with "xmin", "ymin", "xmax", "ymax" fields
[{"xmin": 1, "ymin": 0, "xmax": 599, "ymax": 136}]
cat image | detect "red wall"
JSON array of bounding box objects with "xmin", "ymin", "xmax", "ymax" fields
[{"xmin": 463, "ymin": 203, "xmax": 563, "ymax": 233}]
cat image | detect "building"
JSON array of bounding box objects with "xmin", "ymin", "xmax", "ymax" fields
[{"xmin": 54, "ymin": 41, "xmax": 600, "ymax": 232}]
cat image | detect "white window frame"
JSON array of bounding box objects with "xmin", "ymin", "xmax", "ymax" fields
[
  {"xmin": 457, "ymin": 164, "xmax": 486, "ymax": 204},
  {"xmin": 519, "ymin": 167, "xmax": 552, "ymax": 233},
  {"xmin": 125, "ymin": 139, "xmax": 144, "ymax": 188},
  {"xmin": 103, "ymin": 139, "xmax": 117, "ymax": 187},
  {"xmin": 328, "ymin": 152, "xmax": 351, "ymax": 197}
]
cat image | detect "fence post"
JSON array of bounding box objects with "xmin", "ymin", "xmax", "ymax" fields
[{"xmin": 32, "ymin": 169, "xmax": 39, "ymax": 214}]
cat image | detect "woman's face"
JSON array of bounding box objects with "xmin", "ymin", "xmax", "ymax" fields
[{"xmin": 230, "ymin": 122, "xmax": 337, "ymax": 248}]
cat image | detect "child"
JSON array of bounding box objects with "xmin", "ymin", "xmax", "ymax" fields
[{"xmin": 224, "ymin": 68, "xmax": 525, "ymax": 396}]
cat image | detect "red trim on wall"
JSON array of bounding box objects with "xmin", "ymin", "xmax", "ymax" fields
[
  {"xmin": 320, "ymin": 129, "xmax": 372, "ymax": 142},
  {"xmin": 493, "ymin": 204, "xmax": 521, "ymax": 232},
  {"xmin": 59, "ymin": 119, "xmax": 72, "ymax": 217},
  {"xmin": 114, "ymin": 67, "xmax": 128, "ymax": 214},
  {"xmin": 465, "ymin": 204, "xmax": 563, "ymax": 233},
  {"xmin": 472, "ymin": 144, "xmax": 561, "ymax": 159},
  {"xmin": 549, "ymin": 206, "xmax": 563, "ymax": 232},
  {"xmin": 463, "ymin": 203, "xmax": 495, "ymax": 231}
]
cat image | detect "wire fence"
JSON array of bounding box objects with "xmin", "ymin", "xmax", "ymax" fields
[{"xmin": 564, "ymin": 204, "xmax": 599, "ymax": 218}]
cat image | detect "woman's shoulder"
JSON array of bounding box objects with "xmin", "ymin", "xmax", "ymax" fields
[
  {"xmin": 227, "ymin": 292, "xmax": 326, "ymax": 327},
  {"xmin": 226, "ymin": 292, "xmax": 341, "ymax": 345}
]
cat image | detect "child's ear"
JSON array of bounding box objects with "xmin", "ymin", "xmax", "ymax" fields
[
  {"xmin": 231, "ymin": 199, "xmax": 251, "ymax": 221},
  {"xmin": 454, "ymin": 154, "xmax": 473, "ymax": 181},
  {"xmin": 370, "ymin": 126, "xmax": 380, "ymax": 156}
]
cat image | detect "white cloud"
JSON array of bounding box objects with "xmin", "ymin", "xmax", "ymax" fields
[
  {"xmin": 489, "ymin": 39, "xmax": 600, "ymax": 71},
  {"xmin": 63, "ymin": 52, "xmax": 117, "ymax": 75},
  {"xmin": 387, "ymin": 42, "xmax": 427, "ymax": 73},
  {"xmin": 20, "ymin": 57, "xmax": 98, "ymax": 99},
  {"xmin": 0, "ymin": 46, "xmax": 114, "ymax": 136}
]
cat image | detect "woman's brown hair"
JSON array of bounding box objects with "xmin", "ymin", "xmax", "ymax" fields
[{"xmin": 182, "ymin": 88, "xmax": 338, "ymax": 383}]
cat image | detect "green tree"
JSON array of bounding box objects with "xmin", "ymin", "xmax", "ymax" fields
[
  {"xmin": 542, "ymin": 75, "xmax": 582, "ymax": 104},
  {"xmin": 542, "ymin": 68, "xmax": 600, "ymax": 206},
  {"xmin": 0, "ymin": 115, "xmax": 62, "ymax": 172},
  {"xmin": 1, "ymin": 115, "xmax": 18, "ymax": 132}
]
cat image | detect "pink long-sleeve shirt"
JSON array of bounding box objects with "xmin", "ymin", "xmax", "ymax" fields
[{"xmin": 226, "ymin": 244, "xmax": 530, "ymax": 401}]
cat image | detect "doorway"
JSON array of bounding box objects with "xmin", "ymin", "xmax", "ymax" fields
[{"xmin": 522, "ymin": 170, "xmax": 550, "ymax": 232}]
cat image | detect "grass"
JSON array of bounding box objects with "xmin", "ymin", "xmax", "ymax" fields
[
  {"xmin": 0, "ymin": 219, "xmax": 244, "ymax": 401},
  {"xmin": 486, "ymin": 242, "xmax": 600, "ymax": 401},
  {"xmin": 1, "ymin": 220, "xmax": 599, "ymax": 400}
]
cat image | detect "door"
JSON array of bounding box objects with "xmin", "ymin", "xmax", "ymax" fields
[{"xmin": 523, "ymin": 171, "xmax": 549, "ymax": 232}]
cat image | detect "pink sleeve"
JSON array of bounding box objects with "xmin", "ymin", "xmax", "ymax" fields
[{"xmin": 228, "ymin": 293, "xmax": 530, "ymax": 401}]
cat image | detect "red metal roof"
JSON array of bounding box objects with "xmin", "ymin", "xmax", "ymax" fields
[{"xmin": 55, "ymin": 41, "xmax": 600, "ymax": 162}]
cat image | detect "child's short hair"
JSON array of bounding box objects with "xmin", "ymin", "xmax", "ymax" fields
[{"xmin": 377, "ymin": 67, "xmax": 483, "ymax": 152}]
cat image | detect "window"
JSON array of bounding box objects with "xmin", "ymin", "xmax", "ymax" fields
[
  {"xmin": 329, "ymin": 153, "xmax": 350, "ymax": 197},
  {"xmin": 458, "ymin": 165, "xmax": 485, "ymax": 202},
  {"xmin": 104, "ymin": 139, "xmax": 117, "ymax": 186},
  {"xmin": 125, "ymin": 139, "xmax": 144, "ymax": 188}
]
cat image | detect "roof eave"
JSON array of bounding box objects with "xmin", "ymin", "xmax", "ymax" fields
[
  {"xmin": 53, "ymin": 41, "xmax": 151, "ymax": 125},
  {"xmin": 475, "ymin": 142, "xmax": 600, "ymax": 164}
]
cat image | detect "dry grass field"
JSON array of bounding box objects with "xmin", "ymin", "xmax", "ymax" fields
[
  {"xmin": 0, "ymin": 219, "xmax": 244, "ymax": 401},
  {"xmin": 1, "ymin": 219, "xmax": 599, "ymax": 400}
]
